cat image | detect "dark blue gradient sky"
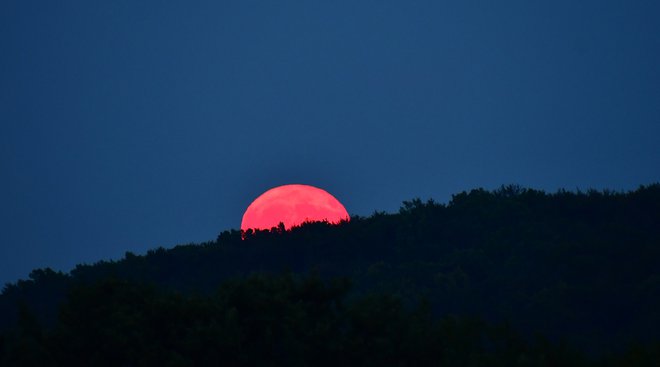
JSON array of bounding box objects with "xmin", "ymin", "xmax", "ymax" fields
[{"xmin": 2, "ymin": 1, "xmax": 659, "ymax": 284}]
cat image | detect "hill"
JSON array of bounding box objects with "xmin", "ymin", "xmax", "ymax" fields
[{"xmin": 1, "ymin": 184, "xmax": 659, "ymax": 365}]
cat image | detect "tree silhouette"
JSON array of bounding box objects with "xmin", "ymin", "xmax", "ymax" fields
[{"xmin": 1, "ymin": 184, "xmax": 659, "ymax": 364}]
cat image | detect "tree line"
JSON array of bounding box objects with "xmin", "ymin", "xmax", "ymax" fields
[{"xmin": 1, "ymin": 184, "xmax": 659, "ymax": 365}]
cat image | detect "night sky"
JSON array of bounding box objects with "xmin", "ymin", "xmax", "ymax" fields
[{"xmin": 2, "ymin": 1, "xmax": 659, "ymax": 285}]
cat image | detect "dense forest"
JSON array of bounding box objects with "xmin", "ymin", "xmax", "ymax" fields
[{"xmin": 1, "ymin": 184, "xmax": 659, "ymax": 366}]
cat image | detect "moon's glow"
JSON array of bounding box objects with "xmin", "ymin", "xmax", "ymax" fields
[{"xmin": 241, "ymin": 184, "xmax": 349, "ymax": 231}]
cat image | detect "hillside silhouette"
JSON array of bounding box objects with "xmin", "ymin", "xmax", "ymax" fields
[{"xmin": 1, "ymin": 184, "xmax": 659, "ymax": 366}]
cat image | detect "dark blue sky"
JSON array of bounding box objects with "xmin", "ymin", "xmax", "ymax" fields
[{"xmin": 2, "ymin": 1, "xmax": 659, "ymax": 285}]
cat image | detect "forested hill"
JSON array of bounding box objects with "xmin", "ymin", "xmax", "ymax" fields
[{"xmin": 1, "ymin": 185, "xmax": 659, "ymax": 365}]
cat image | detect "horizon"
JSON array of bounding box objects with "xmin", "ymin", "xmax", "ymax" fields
[{"xmin": 3, "ymin": 182, "xmax": 657, "ymax": 286}]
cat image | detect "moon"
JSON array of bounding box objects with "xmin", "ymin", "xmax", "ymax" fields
[{"xmin": 241, "ymin": 184, "xmax": 350, "ymax": 231}]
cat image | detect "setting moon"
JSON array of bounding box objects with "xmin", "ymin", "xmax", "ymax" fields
[{"xmin": 241, "ymin": 184, "xmax": 350, "ymax": 231}]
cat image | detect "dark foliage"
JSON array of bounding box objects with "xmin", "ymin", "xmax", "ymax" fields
[
  {"xmin": 0, "ymin": 274, "xmax": 620, "ymax": 366},
  {"xmin": 1, "ymin": 184, "xmax": 659, "ymax": 365}
]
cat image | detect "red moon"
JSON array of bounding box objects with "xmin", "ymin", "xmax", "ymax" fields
[{"xmin": 241, "ymin": 184, "xmax": 349, "ymax": 231}]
